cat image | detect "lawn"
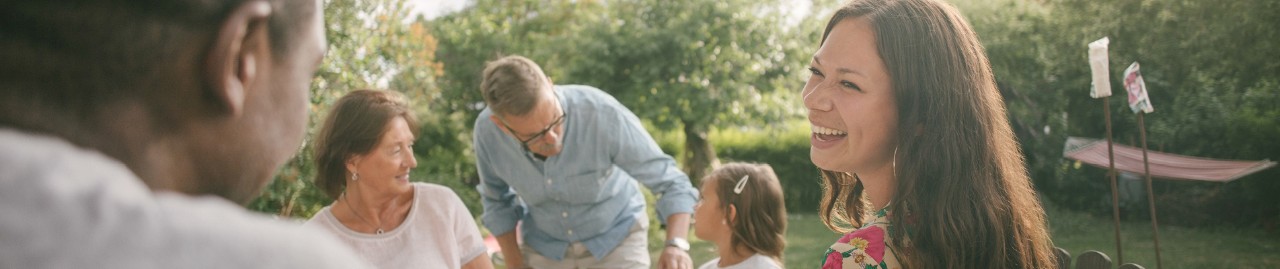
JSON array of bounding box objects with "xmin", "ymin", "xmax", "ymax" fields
[
  {"xmin": 485, "ymin": 198, "xmax": 1278, "ymax": 268},
  {"xmin": 655, "ymin": 205, "xmax": 1280, "ymax": 268},
  {"xmin": 1045, "ymin": 205, "xmax": 1280, "ymax": 269}
]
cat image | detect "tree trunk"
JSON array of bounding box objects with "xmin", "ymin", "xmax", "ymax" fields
[{"xmin": 681, "ymin": 120, "xmax": 719, "ymax": 186}]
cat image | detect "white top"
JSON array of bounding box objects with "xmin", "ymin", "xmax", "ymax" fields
[
  {"xmin": 0, "ymin": 128, "xmax": 370, "ymax": 268},
  {"xmin": 698, "ymin": 254, "xmax": 783, "ymax": 269},
  {"xmin": 307, "ymin": 183, "xmax": 488, "ymax": 269}
]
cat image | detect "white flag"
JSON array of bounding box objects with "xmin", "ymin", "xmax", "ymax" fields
[{"xmin": 1088, "ymin": 37, "xmax": 1111, "ymax": 98}]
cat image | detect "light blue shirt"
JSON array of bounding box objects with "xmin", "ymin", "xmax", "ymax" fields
[{"xmin": 473, "ymin": 85, "xmax": 698, "ymax": 261}]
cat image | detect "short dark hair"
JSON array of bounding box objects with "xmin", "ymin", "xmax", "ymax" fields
[
  {"xmin": 0, "ymin": 0, "xmax": 316, "ymax": 135},
  {"xmin": 313, "ymin": 90, "xmax": 419, "ymax": 199}
]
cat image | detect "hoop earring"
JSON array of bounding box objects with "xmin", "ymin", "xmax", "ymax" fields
[{"xmin": 892, "ymin": 145, "xmax": 899, "ymax": 179}]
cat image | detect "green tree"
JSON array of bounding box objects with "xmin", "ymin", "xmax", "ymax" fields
[
  {"xmin": 249, "ymin": 0, "xmax": 447, "ymax": 217},
  {"xmin": 566, "ymin": 0, "xmax": 807, "ymax": 182},
  {"xmin": 429, "ymin": 0, "xmax": 605, "ymax": 119},
  {"xmin": 955, "ymin": 0, "xmax": 1280, "ymax": 226}
]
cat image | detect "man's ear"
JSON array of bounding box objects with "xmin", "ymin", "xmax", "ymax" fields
[{"xmin": 204, "ymin": 0, "xmax": 273, "ymax": 116}]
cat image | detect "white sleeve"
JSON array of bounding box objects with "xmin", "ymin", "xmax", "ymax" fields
[{"xmin": 448, "ymin": 190, "xmax": 489, "ymax": 264}]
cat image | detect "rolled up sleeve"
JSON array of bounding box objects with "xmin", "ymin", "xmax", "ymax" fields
[{"xmin": 608, "ymin": 104, "xmax": 698, "ymax": 225}]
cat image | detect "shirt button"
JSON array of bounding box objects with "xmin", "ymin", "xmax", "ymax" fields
[
  {"xmin": 562, "ymin": 212, "xmax": 568, "ymax": 218},
  {"xmin": 546, "ymin": 179, "xmax": 552, "ymax": 185},
  {"xmin": 567, "ymin": 229, "xmax": 573, "ymax": 235}
]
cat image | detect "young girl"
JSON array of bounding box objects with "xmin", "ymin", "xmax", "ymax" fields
[
  {"xmin": 803, "ymin": 0, "xmax": 1056, "ymax": 268},
  {"xmin": 694, "ymin": 162, "xmax": 787, "ymax": 269}
]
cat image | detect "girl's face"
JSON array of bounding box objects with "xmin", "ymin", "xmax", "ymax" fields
[
  {"xmin": 693, "ymin": 178, "xmax": 731, "ymax": 245},
  {"xmin": 803, "ymin": 17, "xmax": 899, "ymax": 176},
  {"xmin": 347, "ymin": 116, "xmax": 418, "ymax": 195}
]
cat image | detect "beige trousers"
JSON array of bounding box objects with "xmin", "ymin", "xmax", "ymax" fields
[{"xmin": 523, "ymin": 213, "xmax": 650, "ymax": 269}]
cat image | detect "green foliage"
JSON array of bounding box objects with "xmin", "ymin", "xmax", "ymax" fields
[
  {"xmin": 566, "ymin": 0, "xmax": 804, "ymax": 130},
  {"xmin": 248, "ymin": 0, "xmax": 461, "ymax": 217},
  {"xmin": 653, "ymin": 120, "xmax": 822, "ymax": 213},
  {"xmin": 713, "ymin": 121, "xmax": 822, "ymax": 213},
  {"xmin": 433, "ymin": 0, "xmax": 818, "ymax": 182},
  {"xmin": 953, "ymin": 0, "xmax": 1280, "ymax": 227},
  {"xmin": 429, "ymin": 0, "xmax": 606, "ymax": 123},
  {"xmin": 248, "ymin": 0, "xmax": 1280, "ymax": 231},
  {"xmin": 563, "ymin": 0, "xmax": 812, "ymax": 181}
]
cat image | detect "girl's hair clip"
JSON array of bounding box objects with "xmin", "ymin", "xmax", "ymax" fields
[{"xmin": 733, "ymin": 175, "xmax": 749, "ymax": 194}]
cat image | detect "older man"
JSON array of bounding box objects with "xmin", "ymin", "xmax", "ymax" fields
[
  {"xmin": 474, "ymin": 55, "xmax": 699, "ymax": 269},
  {"xmin": 0, "ymin": 0, "xmax": 367, "ymax": 267}
]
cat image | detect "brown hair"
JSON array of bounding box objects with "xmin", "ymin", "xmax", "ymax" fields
[
  {"xmin": 705, "ymin": 162, "xmax": 787, "ymax": 264},
  {"xmin": 814, "ymin": 0, "xmax": 1055, "ymax": 268},
  {"xmin": 479, "ymin": 55, "xmax": 551, "ymax": 117},
  {"xmin": 313, "ymin": 90, "xmax": 418, "ymax": 199}
]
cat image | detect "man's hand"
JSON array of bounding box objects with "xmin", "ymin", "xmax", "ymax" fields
[
  {"xmin": 659, "ymin": 246, "xmax": 693, "ymax": 269},
  {"xmin": 660, "ymin": 213, "xmax": 693, "ymax": 269},
  {"xmin": 496, "ymin": 232, "xmax": 528, "ymax": 269}
]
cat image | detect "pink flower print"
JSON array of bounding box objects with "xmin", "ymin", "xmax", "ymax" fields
[
  {"xmin": 827, "ymin": 225, "xmax": 887, "ymax": 268},
  {"xmin": 823, "ymin": 251, "xmax": 844, "ymax": 269}
]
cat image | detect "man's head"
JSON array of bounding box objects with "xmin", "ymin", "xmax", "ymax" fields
[
  {"xmin": 480, "ymin": 55, "xmax": 565, "ymax": 157},
  {"xmin": 0, "ymin": 0, "xmax": 327, "ymax": 203}
]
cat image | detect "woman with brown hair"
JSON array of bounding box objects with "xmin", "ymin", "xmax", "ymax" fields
[
  {"xmin": 305, "ymin": 90, "xmax": 493, "ymax": 269},
  {"xmin": 803, "ymin": 0, "xmax": 1056, "ymax": 268}
]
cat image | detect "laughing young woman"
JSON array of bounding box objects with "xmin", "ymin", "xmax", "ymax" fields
[{"xmin": 802, "ymin": 0, "xmax": 1057, "ymax": 268}]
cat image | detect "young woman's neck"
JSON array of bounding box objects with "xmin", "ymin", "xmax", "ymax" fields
[{"xmin": 855, "ymin": 162, "xmax": 896, "ymax": 210}]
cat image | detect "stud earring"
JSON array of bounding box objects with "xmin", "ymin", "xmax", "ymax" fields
[{"xmin": 351, "ymin": 172, "xmax": 359, "ymax": 181}]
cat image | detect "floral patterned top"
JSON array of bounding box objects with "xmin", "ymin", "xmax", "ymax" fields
[{"xmin": 821, "ymin": 205, "xmax": 902, "ymax": 269}]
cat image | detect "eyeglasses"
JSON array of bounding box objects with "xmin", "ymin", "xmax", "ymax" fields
[
  {"xmin": 498, "ymin": 112, "xmax": 566, "ymax": 148},
  {"xmin": 494, "ymin": 92, "xmax": 565, "ymax": 150}
]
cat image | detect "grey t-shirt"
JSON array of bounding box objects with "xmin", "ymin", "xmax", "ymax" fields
[{"xmin": 0, "ymin": 128, "xmax": 370, "ymax": 268}]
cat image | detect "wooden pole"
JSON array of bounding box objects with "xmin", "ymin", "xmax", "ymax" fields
[
  {"xmin": 1104, "ymin": 96, "xmax": 1123, "ymax": 264},
  {"xmin": 1138, "ymin": 112, "xmax": 1163, "ymax": 269}
]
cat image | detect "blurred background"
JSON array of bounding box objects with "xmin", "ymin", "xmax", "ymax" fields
[{"xmin": 247, "ymin": 0, "xmax": 1280, "ymax": 267}]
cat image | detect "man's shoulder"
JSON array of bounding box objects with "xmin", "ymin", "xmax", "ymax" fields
[
  {"xmin": 150, "ymin": 193, "xmax": 371, "ymax": 268},
  {"xmin": 558, "ymin": 84, "xmax": 618, "ymax": 104},
  {"xmin": 557, "ymin": 84, "xmax": 629, "ymax": 117},
  {"xmin": 0, "ymin": 129, "xmax": 369, "ymax": 269}
]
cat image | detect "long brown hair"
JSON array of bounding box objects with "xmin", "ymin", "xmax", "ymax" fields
[
  {"xmin": 706, "ymin": 162, "xmax": 787, "ymax": 265},
  {"xmin": 313, "ymin": 90, "xmax": 418, "ymax": 199},
  {"xmin": 814, "ymin": 0, "xmax": 1056, "ymax": 268}
]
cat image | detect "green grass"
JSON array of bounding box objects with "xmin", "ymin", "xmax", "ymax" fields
[
  {"xmin": 488, "ymin": 189, "xmax": 1279, "ymax": 268},
  {"xmin": 648, "ymin": 207, "xmax": 1280, "ymax": 269},
  {"xmin": 1046, "ymin": 205, "xmax": 1280, "ymax": 269}
]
